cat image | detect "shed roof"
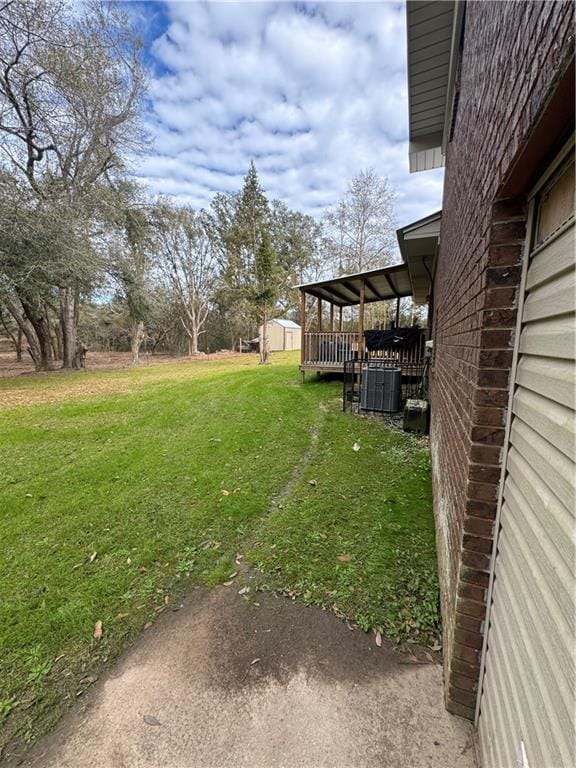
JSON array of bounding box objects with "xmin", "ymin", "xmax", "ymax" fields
[
  {"xmin": 296, "ymin": 264, "xmax": 413, "ymax": 307},
  {"xmin": 406, "ymin": 0, "xmax": 463, "ymax": 171},
  {"xmin": 272, "ymin": 319, "xmax": 300, "ymax": 329}
]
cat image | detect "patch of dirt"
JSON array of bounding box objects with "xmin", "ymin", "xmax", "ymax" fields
[
  {"xmin": 0, "ymin": 349, "xmax": 244, "ymax": 379},
  {"xmin": 0, "ymin": 350, "xmax": 249, "ymax": 409},
  {"xmin": 267, "ymin": 419, "xmax": 322, "ymax": 513}
]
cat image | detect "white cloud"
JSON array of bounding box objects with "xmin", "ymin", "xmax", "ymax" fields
[{"xmin": 136, "ymin": 1, "xmax": 443, "ymax": 224}]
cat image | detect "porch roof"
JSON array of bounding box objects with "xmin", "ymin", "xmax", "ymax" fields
[{"xmin": 296, "ymin": 264, "xmax": 413, "ymax": 307}]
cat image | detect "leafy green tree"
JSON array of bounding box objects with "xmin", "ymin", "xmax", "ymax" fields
[{"xmin": 0, "ymin": 0, "xmax": 144, "ymax": 368}]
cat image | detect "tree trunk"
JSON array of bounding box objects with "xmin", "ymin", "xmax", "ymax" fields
[
  {"xmin": 18, "ymin": 296, "xmax": 54, "ymax": 370},
  {"xmin": 0, "ymin": 309, "xmax": 23, "ymax": 362},
  {"xmin": 259, "ymin": 308, "xmax": 268, "ymax": 364},
  {"xmin": 16, "ymin": 327, "xmax": 23, "ymax": 362},
  {"xmin": 189, "ymin": 329, "xmax": 199, "ymax": 355},
  {"xmin": 131, "ymin": 320, "xmax": 146, "ymax": 364},
  {"xmin": 59, "ymin": 285, "xmax": 78, "ymax": 369},
  {"xmin": 53, "ymin": 320, "xmax": 63, "ymax": 360}
]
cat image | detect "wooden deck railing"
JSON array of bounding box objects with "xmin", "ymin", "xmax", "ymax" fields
[
  {"xmin": 302, "ymin": 330, "xmax": 425, "ymax": 368},
  {"xmin": 303, "ymin": 332, "xmax": 359, "ymax": 366}
]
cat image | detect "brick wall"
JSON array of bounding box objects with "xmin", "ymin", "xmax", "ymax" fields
[{"xmin": 430, "ymin": 0, "xmax": 574, "ymax": 720}]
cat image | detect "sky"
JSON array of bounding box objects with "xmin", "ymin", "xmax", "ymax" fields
[{"xmin": 131, "ymin": 1, "xmax": 444, "ymax": 227}]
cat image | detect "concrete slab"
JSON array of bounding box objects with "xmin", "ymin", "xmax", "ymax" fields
[{"xmin": 23, "ymin": 586, "xmax": 477, "ymax": 768}]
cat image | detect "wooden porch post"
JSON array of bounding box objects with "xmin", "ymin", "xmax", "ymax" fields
[
  {"xmin": 329, "ymin": 303, "xmax": 334, "ymax": 332},
  {"xmin": 339, "ymin": 306, "xmax": 343, "ymax": 331},
  {"xmin": 317, "ymin": 297, "xmax": 322, "ymax": 332},
  {"xmin": 300, "ymin": 290, "xmax": 306, "ymax": 368},
  {"xmin": 395, "ymin": 296, "xmax": 400, "ymax": 328},
  {"xmin": 358, "ymin": 280, "xmax": 365, "ymax": 359}
]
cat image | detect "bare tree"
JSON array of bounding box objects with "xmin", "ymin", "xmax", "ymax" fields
[
  {"xmin": 152, "ymin": 202, "xmax": 218, "ymax": 356},
  {"xmin": 324, "ymin": 169, "xmax": 396, "ymax": 274},
  {"xmin": 0, "ymin": 0, "xmax": 144, "ymax": 368}
]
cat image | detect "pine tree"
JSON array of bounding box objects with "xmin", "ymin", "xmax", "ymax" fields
[
  {"xmin": 254, "ymin": 230, "xmax": 278, "ymax": 364},
  {"xmin": 211, "ymin": 162, "xmax": 272, "ymax": 350}
]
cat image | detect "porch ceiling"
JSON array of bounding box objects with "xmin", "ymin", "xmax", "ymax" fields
[{"xmin": 296, "ymin": 264, "xmax": 413, "ymax": 307}]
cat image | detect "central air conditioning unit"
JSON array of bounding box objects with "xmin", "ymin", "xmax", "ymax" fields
[{"xmin": 360, "ymin": 366, "xmax": 401, "ymax": 413}]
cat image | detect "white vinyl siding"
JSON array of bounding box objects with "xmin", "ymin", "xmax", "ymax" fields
[{"xmin": 479, "ymin": 156, "xmax": 576, "ymax": 768}]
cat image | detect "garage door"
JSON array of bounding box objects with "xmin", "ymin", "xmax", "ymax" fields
[{"xmin": 478, "ymin": 150, "xmax": 575, "ymax": 768}]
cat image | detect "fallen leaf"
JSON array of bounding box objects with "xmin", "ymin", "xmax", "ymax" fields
[
  {"xmin": 93, "ymin": 620, "xmax": 103, "ymax": 640},
  {"xmin": 143, "ymin": 714, "xmax": 161, "ymax": 726},
  {"xmin": 430, "ymin": 642, "xmax": 442, "ymax": 652},
  {"xmin": 238, "ymin": 586, "xmax": 250, "ymax": 595},
  {"xmin": 337, "ymin": 554, "xmax": 352, "ymax": 563},
  {"xmin": 89, "ymin": 551, "xmax": 97, "ymax": 563},
  {"xmin": 352, "ymin": 442, "xmax": 361, "ymax": 452},
  {"xmin": 223, "ymin": 580, "xmax": 234, "ymax": 587},
  {"xmin": 144, "ymin": 622, "xmax": 152, "ymax": 629},
  {"xmin": 235, "ymin": 553, "xmax": 244, "ymax": 564},
  {"xmin": 250, "ymin": 658, "xmax": 261, "ymax": 665},
  {"xmin": 308, "ymin": 479, "xmax": 317, "ymax": 487},
  {"xmin": 233, "ymin": 487, "xmax": 241, "ymax": 493},
  {"xmin": 116, "ymin": 612, "xmax": 129, "ymax": 620},
  {"xmin": 374, "ymin": 630, "xmax": 383, "ymax": 647},
  {"xmin": 127, "ymin": 557, "xmax": 132, "ymax": 565},
  {"xmin": 228, "ymin": 571, "xmax": 238, "ymax": 579},
  {"xmin": 221, "ymin": 489, "xmax": 230, "ymax": 496},
  {"xmin": 164, "ymin": 595, "xmax": 170, "ymax": 605}
]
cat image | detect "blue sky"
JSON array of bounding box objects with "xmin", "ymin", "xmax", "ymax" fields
[{"xmin": 130, "ymin": 1, "xmax": 444, "ymax": 226}]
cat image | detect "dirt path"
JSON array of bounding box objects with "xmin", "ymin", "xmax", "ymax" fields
[
  {"xmin": 267, "ymin": 416, "xmax": 323, "ymax": 513},
  {"xmin": 21, "ymin": 586, "xmax": 477, "ymax": 768}
]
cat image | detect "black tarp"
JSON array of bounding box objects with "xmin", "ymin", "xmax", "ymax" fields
[{"xmin": 363, "ymin": 328, "xmax": 422, "ymax": 351}]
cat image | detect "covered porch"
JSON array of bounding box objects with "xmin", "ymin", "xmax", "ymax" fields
[
  {"xmin": 297, "ymin": 211, "xmax": 441, "ymax": 380},
  {"xmin": 297, "ymin": 264, "xmax": 424, "ymax": 378}
]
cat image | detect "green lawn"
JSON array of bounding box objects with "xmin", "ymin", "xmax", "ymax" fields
[{"xmin": 0, "ymin": 352, "xmax": 438, "ymax": 756}]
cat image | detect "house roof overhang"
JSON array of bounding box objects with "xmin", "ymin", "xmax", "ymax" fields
[
  {"xmin": 406, "ymin": 0, "xmax": 464, "ymax": 172},
  {"xmin": 397, "ymin": 210, "xmax": 441, "ymax": 305},
  {"xmin": 296, "ymin": 264, "xmax": 413, "ymax": 307}
]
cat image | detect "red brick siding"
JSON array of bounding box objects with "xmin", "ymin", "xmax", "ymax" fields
[{"xmin": 430, "ymin": 0, "xmax": 574, "ymax": 720}]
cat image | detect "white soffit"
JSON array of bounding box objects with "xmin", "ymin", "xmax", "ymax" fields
[
  {"xmin": 397, "ymin": 211, "xmax": 442, "ymax": 304},
  {"xmin": 406, "ymin": 0, "xmax": 458, "ymax": 172}
]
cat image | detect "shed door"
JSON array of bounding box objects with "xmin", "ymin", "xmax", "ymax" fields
[
  {"xmin": 285, "ymin": 331, "xmax": 293, "ymax": 350},
  {"xmin": 478, "ymin": 154, "xmax": 575, "ymax": 768}
]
